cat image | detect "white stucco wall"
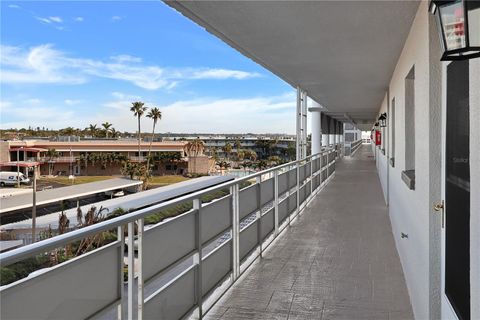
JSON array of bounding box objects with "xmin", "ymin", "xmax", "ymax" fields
[
  {"xmin": 376, "ymin": 3, "xmax": 479, "ymax": 319},
  {"xmin": 376, "ymin": 95, "xmax": 389, "ymax": 204},
  {"xmin": 376, "ymin": 2, "xmax": 432, "ymax": 318}
]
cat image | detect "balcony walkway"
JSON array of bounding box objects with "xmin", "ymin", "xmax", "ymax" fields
[{"xmin": 206, "ymin": 145, "xmax": 413, "ymax": 320}]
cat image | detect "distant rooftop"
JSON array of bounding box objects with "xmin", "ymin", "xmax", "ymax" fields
[{"xmin": 0, "ymin": 178, "xmax": 142, "ymax": 214}]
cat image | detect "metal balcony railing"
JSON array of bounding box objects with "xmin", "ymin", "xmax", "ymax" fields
[
  {"xmin": 129, "ymin": 156, "xmax": 147, "ymax": 162},
  {"xmin": 344, "ymin": 139, "xmax": 362, "ymax": 156},
  {"xmin": 0, "ymin": 149, "xmax": 337, "ymax": 320},
  {"xmin": 38, "ymin": 156, "xmax": 77, "ymax": 163}
]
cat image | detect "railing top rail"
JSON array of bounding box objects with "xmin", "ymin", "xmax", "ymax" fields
[{"xmin": 0, "ymin": 149, "xmax": 333, "ymax": 267}]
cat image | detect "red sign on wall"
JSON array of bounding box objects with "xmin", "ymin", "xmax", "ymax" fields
[{"xmin": 375, "ymin": 130, "xmax": 382, "ymax": 146}]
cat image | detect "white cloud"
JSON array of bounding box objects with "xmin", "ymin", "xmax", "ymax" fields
[
  {"xmin": 0, "ymin": 44, "xmax": 261, "ymax": 90},
  {"xmin": 64, "ymin": 99, "xmax": 82, "ymax": 105},
  {"xmin": 1, "ymin": 93, "xmax": 297, "ymax": 133},
  {"xmin": 0, "ymin": 44, "xmax": 86, "ymax": 84},
  {"xmin": 25, "ymin": 98, "xmax": 42, "ymax": 105},
  {"xmin": 35, "ymin": 16, "xmax": 63, "ymax": 24},
  {"xmin": 49, "ymin": 16, "xmax": 62, "ymax": 23},
  {"xmin": 8, "ymin": 4, "xmax": 21, "ymax": 9},
  {"xmin": 36, "ymin": 17, "xmax": 52, "ymax": 24},
  {"xmin": 190, "ymin": 68, "xmax": 260, "ymax": 80},
  {"xmin": 110, "ymin": 54, "xmax": 142, "ymax": 63},
  {"xmin": 111, "ymin": 16, "xmax": 122, "ymax": 21},
  {"xmin": 0, "ymin": 100, "xmax": 80, "ymax": 130},
  {"xmin": 96, "ymin": 93, "xmax": 296, "ymax": 134},
  {"xmin": 74, "ymin": 17, "xmax": 84, "ymax": 22}
]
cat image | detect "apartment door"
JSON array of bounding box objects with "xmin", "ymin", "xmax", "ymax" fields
[{"xmin": 440, "ymin": 60, "xmax": 470, "ymax": 320}]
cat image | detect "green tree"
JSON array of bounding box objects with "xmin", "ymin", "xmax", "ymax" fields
[
  {"xmin": 88, "ymin": 124, "xmax": 98, "ymax": 137},
  {"xmin": 46, "ymin": 148, "xmax": 58, "ymax": 176},
  {"xmin": 222, "ymin": 142, "xmax": 232, "ymax": 161},
  {"xmin": 185, "ymin": 139, "xmax": 205, "ymax": 174},
  {"xmin": 244, "ymin": 149, "xmax": 257, "ymax": 162},
  {"xmin": 255, "ymin": 139, "xmax": 278, "ymax": 159},
  {"xmin": 234, "ymin": 139, "xmax": 242, "ymax": 151},
  {"xmin": 101, "ymin": 122, "xmax": 113, "ymax": 138},
  {"xmin": 130, "ymin": 101, "xmax": 148, "ymax": 160},
  {"xmin": 146, "ymin": 107, "xmax": 162, "ymax": 172}
]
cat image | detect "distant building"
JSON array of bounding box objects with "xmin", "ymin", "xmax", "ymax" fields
[{"xmin": 0, "ymin": 139, "xmax": 213, "ymax": 176}]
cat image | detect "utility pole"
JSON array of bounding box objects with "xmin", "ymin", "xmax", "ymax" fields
[{"xmin": 17, "ymin": 148, "xmax": 20, "ymax": 187}]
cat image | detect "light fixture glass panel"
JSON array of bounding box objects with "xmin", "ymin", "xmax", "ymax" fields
[
  {"xmin": 468, "ymin": 1, "xmax": 480, "ymax": 46},
  {"xmin": 440, "ymin": 0, "xmax": 466, "ymax": 50}
]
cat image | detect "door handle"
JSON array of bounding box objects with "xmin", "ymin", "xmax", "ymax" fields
[
  {"xmin": 433, "ymin": 200, "xmax": 445, "ymax": 228},
  {"xmin": 433, "ymin": 202, "xmax": 444, "ymax": 211}
]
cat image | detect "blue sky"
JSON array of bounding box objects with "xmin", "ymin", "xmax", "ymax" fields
[{"xmin": 1, "ymin": 1, "xmax": 297, "ymax": 134}]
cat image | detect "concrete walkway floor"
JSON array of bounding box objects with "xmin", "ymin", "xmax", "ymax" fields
[{"xmin": 205, "ymin": 145, "xmax": 413, "ymax": 320}]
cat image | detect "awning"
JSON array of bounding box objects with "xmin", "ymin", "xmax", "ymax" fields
[
  {"xmin": 9, "ymin": 147, "xmax": 48, "ymax": 152},
  {"xmin": 0, "ymin": 162, "xmax": 40, "ymax": 168}
]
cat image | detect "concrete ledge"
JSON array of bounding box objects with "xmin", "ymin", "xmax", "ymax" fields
[{"xmin": 401, "ymin": 170, "xmax": 415, "ymax": 190}]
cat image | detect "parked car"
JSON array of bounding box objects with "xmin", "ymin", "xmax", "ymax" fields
[{"xmin": 0, "ymin": 172, "xmax": 30, "ymax": 187}]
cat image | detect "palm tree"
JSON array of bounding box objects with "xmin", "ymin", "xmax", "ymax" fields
[
  {"xmin": 185, "ymin": 139, "xmax": 205, "ymax": 174},
  {"xmin": 46, "ymin": 148, "xmax": 58, "ymax": 176},
  {"xmin": 110, "ymin": 128, "xmax": 120, "ymax": 138},
  {"xmin": 62, "ymin": 127, "xmax": 76, "ymax": 136},
  {"xmin": 101, "ymin": 122, "xmax": 113, "ymax": 138},
  {"xmin": 130, "ymin": 101, "xmax": 148, "ymax": 160},
  {"xmin": 244, "ymin": 149, "xmax": 257, "ymax": 162},
  {"xmin": 146, "ymin": 107, "xmax": 162, "ymax": 172},
  {"xmin": 223, "ymin": 142, "xmax": 232, "ymax": 161},
  {"xmin": 234, "ymin": 139, "xmax": 242, "ymax": 151},
  {"xmin": 88, "ymin": 124, "xmax": 98, "ymax": 137}
]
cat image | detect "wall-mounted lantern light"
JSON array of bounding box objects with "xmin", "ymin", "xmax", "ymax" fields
[
  {"xmin": 378, "ymin": 113, "xmax": 387, "ymax": 127},
  {"xmin": 429, "ymin": 0, "xmax": 480, "ymax": 61}
]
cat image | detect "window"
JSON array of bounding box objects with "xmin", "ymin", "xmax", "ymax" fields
[
  {"xmin": 390, "ymin": 98, "xmax": 396, "ymax": 166},
  {"xmin": 402, "ymin": 66, "xmax": 415, "ymax": 189}
]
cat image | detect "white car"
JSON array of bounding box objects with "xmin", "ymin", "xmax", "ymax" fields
[{"xmin": 0, "ymin": 172, "xmax": 30, "ymax": 187}]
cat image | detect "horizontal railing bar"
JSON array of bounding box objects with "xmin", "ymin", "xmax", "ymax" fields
[
  {"xmin": 144, "ymin": 264, "xmax": 196, "ymax": 303},
  {"xmin": 0, "ymin": 150, "xmax": 333, "ymax": 267},
  {"xmin": 144, "ymin": 247, "xmax": 197, "ymax": 285}
]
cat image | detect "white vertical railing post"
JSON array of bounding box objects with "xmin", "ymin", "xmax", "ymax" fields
[
  {"xmin": 296, "ymin": 162, "xmax": 300, "ymax": 216},
  {"xmin": 273, "ymin": 170, "xmax": 279, "ymax": 236},
  {"xmin": 137, "ymin": 219, "xmax": 144, "ymax": 320},
  {"xmin": 256, "ymin": 176, "xmax": 262, "ymax": 258},
  {"xmin": 319, "ymin": 152, "xmax": 323, "ymax": 188},
  {"xmin": 117, "ymin": 225, "xmax": 125, "ymax": 320},
  {"xmin": 230, "ymin": 184, "xmax": 240, "ymax": 280},
  {"xmin": 127, "ymin": 222, "xmax": 135, "ymax": 320},
  {"xmin": 193, "ymin": 198, "xmax": 203, "ymax": 319},
  {"xmin": 327, "ymin": 151, "xmax": 330, "ymax": 179},
  {"xmin": 287, "ymin": 166, "xmax": 291, "ymax": 226},
  {"xmin": 310, "ymin": 158, "xmax": 313, "ymax": 198}
]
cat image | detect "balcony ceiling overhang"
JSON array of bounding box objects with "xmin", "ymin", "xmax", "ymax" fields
[{"xmin": 165, "ymin": 0, "xmax": 420, "ymax": 131}]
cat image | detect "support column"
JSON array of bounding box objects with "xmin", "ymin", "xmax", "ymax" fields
[
  {"xmin": 302, "ymin": 92, "xmax": 307, "ymax": 158},
  {"xmin": 296, "ymin": 87, "xmax": 301, "ymax": 160},
  {"xmin": 308, "ymin": 102, "xmax": 322, "ymax": 155},
  {"xmin": 296, "ymin": 87, "xmax": 308, "ymax": 160},
  {"xmin": 321, "ymin": 113, "xmax": 328, "ymax": 147}
]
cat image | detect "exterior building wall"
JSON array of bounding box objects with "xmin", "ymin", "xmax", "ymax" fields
[
  {"xmin": 39, "ymin": 161, "xmax": 189, "ymax": 177},
  {"xmin": 376, "ymin": 3, "xmax": 479, "ymax": 319},
  {"xmin": 187, "ymin": 156, "xmax": 211, "ymax": 175},
  {"xmin": 376, "ymin": 2, "xmax": 431, "ymax": 319},
  {"xmin": 0, "ymin": 142, "xmax": 10, "ymax": 163}
]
